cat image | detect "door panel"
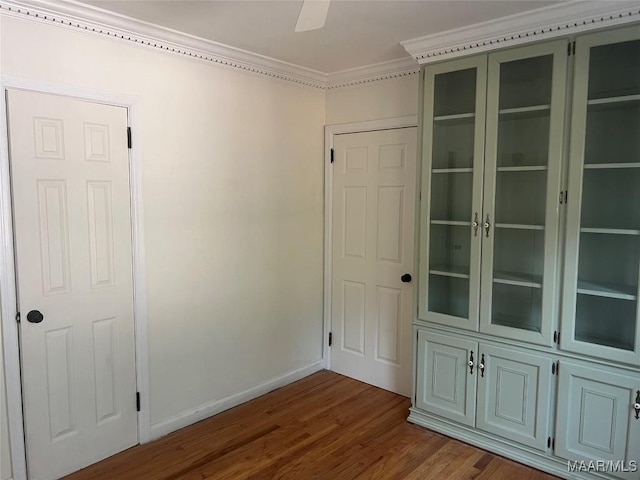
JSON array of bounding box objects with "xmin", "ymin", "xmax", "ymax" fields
[
  {"xmin": 480, "ymin": 40, "xmax": 567, "ymax": 346},
  {"xmin": 7, "ymin": 89, "xmax": 137, "ymax": 480},
  {"xmin": 555, "ymin": 361, "xmax": 640, "ymax": 479},
  {"xmin": 416, "ymin": 330, "xmax": 477, "ymax": 426},
  {"xmin": 331, "ymin": 128, "xmax": 417, "ymax": 396},
  {"xmin": 418, "ymin": 55, "xmax": 487, "ymax": 331},
  {"xmin": 476, "ymin": 344, "xmax": 552, "ymax": 451}
]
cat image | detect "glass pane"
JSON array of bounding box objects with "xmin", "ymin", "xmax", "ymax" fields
[
  {"xmin": 575, "ymin": 295, "xmax": 636, "ymax": 350},
  {"xmin": 429, "ymin": 275, "xmax": 469, "ymax": 318},
  {"xmin": 584, "ymin": 102, "xmax": 640, "ymax": 164},
  {"xmin": 430, "ymin": 172, "xmax": 473, "ymax": 222},
  {"xmin": 493, "ymin": 229, "xmax": 544, "ymax": 282},
  {"xmin": 578, "ymin": 233, "xmax": 640, "ymax": 292},
  {"xmin": 497, "ymin": 111, "xmax": 550, "ymax": 167},
  {"xmin": 429, "ymin": 224, "xmax": 470, "ymax": 275},
  {"xmin": 495, "ymin": 171, "xmax": 546, "ymax": 225},
  {"xmin": 492, "ymin": 283, "xmax": 542, "ymax": 332},
  {"xmin": 432, "ymin": 118, "xmax": 475, "ymax": 169},
  {"xmin": 581, "ymin": 169, "xmax": 640, "ymax": 230},
  {"xmin": 434, "ymin": 68, "xmax": 477, "ymax": 116},
  {"xmin": 499, "ymin": 55, "xmax": 553, "ymax": 110},
  {"xmin": 588, "ymin": 40, "xmax": 640, "ymax": 99}
]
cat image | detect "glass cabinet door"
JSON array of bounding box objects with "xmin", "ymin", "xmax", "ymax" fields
[
  {"xmin": 479, "ymin": 41, "xmax": 568, "ymax": 345},
  {"xmin": 562, "ymin": 26, "xmax": 640, "ymax": 364},
  {"xmin": 418, "ymin": 56, "xmax": 486, "ymax": 330}
]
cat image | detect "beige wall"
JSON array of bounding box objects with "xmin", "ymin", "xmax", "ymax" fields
[
  {"xmin": 0, "ymin": 13, "xmax": 325, "ymax": 447},
  {"xmin": 0, "ymin": 14, "xmax": 421, "ymax": 477},
  {"xmin": 325, "ymin": 74, "xmax": 419, "ymax": 125}
]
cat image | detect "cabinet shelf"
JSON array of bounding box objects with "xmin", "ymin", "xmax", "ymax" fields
[
  {"xmin": 432, "ymin": 168, "xmax": 473, "ymax": 174},
  {"xmin": 433, "ymin": 112, "xmax": 475, "ymax": 123},
  {"xmin": 584, "ymin": 162, "xmax": 640, "ymax": 169},
  {"xmin": 430, "ymin": 220, "xmax": 471, "ymax": 227},
  {"xmin": 495, "ymin": 223, "xmax": 544, "ymax": 231},
  {"xmin": 493, "ymin": 270, "xmax": 542, "ymax": 288},
  {"xmin": 499, "ymin": 105, "xmax": 551, "ymax": 117},
  {"xmin": 580, "ymin": 227, "xmax": 640, "ymax": 236},
  {"xmin": 429, "ymin": 265, "xmax": 470, "ymax": 279},
  {"xmin": 587, "ymin": 94, "xmax": 640, "ymax": 107},
  {"xmin": 577, "ymin": 280, "xmax": 637, "ymax": 301},
  {"xmin": 497, "ymin": 166, "xmax": 547, "ymax": 172}
]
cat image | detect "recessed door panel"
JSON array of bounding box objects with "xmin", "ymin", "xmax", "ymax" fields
[
  {"xmin": 416, "ymin": 330, "xmax": 477, "ymax": 426},
  {"xmin": 476, "ymin": 344, "xmax": 552, "ymax": 450}
]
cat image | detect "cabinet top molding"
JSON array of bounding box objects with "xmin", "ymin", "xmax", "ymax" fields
[{"xmin": 402, "ymin": 1, "xmax": 640, "ymax": 64}]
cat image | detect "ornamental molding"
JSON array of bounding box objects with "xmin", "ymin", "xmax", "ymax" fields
[
  {"xmin": 1, "ymin": 1, "xmax": 639, "ymax": 89},
  {"xmin": 327, "ymin": 57, "xmax": 419, "ymax": 90},
  {"xmin": 402, "ymin": 0, "xmax": 640, "ymax": 64},
  {"xmin": 0, "ymin": 0, "xmax": 329, "ymax": 89}
]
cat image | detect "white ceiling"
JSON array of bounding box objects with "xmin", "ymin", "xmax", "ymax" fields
[{"xmin": 81, "ymin": 0, "xmax": 562, "ymax": 73}]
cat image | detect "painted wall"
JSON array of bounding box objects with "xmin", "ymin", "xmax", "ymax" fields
[
  {"xmin": 325, "ymin": 74, "xmax": 419, "ymax": 125},
  {"xmin": 0, "ymin": 12, "xmax": 324, "ymax": 451}
]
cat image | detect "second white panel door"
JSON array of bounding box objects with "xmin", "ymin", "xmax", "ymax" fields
[{"xmin": 331, "ymin": 127, "xmax": 417, "ymax": 396}]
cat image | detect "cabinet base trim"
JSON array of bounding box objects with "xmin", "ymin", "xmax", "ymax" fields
[{"xmin": 408, "ymin": 408, "xmax": 611, "ymax": 480}]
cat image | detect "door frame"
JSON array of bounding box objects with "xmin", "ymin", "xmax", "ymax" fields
[
  {"xmin": 323, "ymin": 116, "xmax": 418, "ymax": 370},
  {"xmin": 0, "ymin": 75, "xmax": 150, "ymax": 480}
]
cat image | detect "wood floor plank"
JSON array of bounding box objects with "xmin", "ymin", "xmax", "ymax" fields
[{"xmin": 64, "ymin": 371, "xmax": 558, "ymax": 480}]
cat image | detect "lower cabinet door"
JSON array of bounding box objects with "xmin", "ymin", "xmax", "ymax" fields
[
  {"xmin": 555, "ymin": 361, "xmax": 640, "ymax": 480},
  {"xmin": 476, "ymin": 344, "xmax": 552, "ymax": 451},
  {"xmin": 416, "ymin": 330, "xmax": 478, "ymax": 426}
]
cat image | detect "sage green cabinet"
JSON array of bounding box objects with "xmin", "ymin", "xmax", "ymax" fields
[
  {"xmin": 416, "ymin": 329, "xmax": 553, "ymax": 451},
  {"xmin": 479, "ymin": 41, "xmax": 567, "ymax": 346},
  {"xmin": 476, "ymin": 345, "xmax": 553, "ymax": 451},
  {"xmin": 415, "ymin": 330, "xmax": 477, "ymax": 426},
  {"xmin": 561, "ymin": 25, "xmax": 640, "ymax": 365},
  {"xmin": 418, "ymin": 41, "xmax": 568, "ymax": 346},
  {"xmin": 418, "ymin": 56, "xmax": 486, "ymax": 332},
  {"xmin": 555, "ymin": 362, "xmax": 640, "ymax": 479}
]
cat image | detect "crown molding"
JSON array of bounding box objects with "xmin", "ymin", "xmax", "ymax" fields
[
  {"xmin": 326, "ymin": 57, "xmax": 419, "ymax": 89},
  {"xmin": 0, "ymin": 0, "xmax": 329, "ymax": 88},
  {"xmin": 402, "ymin": 0, "xmax": 640, "ymax": 64}
]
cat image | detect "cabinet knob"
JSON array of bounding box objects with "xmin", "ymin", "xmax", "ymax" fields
[
  {"xmin": 479, "ymin": 353, "xmax": 485, "ymax": 378},
  {"xmin": 634, "ymin": 390, "xmax": 640, "ymax": 420},
  {"xmin": 468, "ymin": 351, "xmax": 474, "ymax": 374},
  {"xmin": 483, "ymin": 215, "xmax": 491, "ymax": 238},
  {"xmin": 472, "ymin": 212, "xmax": 479, "ymax": 237}
]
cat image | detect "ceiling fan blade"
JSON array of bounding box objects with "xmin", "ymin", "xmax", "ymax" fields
[{"xmin": 295, "ymin": 0, "xmax": 330, "ymax": 32}]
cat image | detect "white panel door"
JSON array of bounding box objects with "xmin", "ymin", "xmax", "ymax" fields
[
  {"xmin": 331, "ymin": 128, "xmax": 417, "ymax": 396},
  {"xmin": 7, "ymin": 90, "xmax": 137, "ymax": 480}
]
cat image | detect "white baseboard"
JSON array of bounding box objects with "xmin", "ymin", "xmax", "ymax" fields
[{"xmin": 148, "ymin": 360, "xmax": 324, "ymax": 441}]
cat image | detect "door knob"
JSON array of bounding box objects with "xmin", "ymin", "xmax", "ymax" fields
[
  {"xmin": 401, "ymin": 273, "xmax": 412, "ymax": 283},
  {"xmin": 26, "ymin": 310, "xmax": 44, "ymax": 323}
]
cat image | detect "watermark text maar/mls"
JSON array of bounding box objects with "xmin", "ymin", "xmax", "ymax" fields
[{"xmin": 567, "ymin": 460, "xmax": 638, "ymax": 473}]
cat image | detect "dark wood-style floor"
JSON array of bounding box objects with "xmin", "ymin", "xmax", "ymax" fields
[{"xmin": 65, "ymin": 370, "xmax": 558, "ymax": 480}]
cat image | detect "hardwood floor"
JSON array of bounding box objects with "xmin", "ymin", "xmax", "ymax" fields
[{"xmin": 65, "ymin": 371, "xmax": 558, "ymax": 480}]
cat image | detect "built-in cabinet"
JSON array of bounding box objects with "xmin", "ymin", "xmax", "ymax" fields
[{"xmin": 411, "ymin": 24, "xmax": 640, "ymax": 480}]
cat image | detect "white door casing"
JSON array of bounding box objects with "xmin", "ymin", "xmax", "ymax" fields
[
  {"xmin": 330, "ymin": 127, "xmax": 417, "ymax": 396},
  {"xmin": 6, "ymin": 89, "xmax": 138, "ymax": 480}
]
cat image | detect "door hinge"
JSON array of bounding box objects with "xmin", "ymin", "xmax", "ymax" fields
[
  {"xmin": 552, "ymin": 438, "xmax": 556, "ymax": 451},
  {"xmin": 127, "ymin": 127, "xmax": 132, "ymax": 149},
  {"xmin": 572, "ymin": 41, "xmax": 576, "ymax": 56},
  {"xmin": 136, "ymin": 392, "xmax": 141, "ymax": 411},
  {"xmin": 15, "ymin": 311, "xmax": 20, "ymax": 323},
  {"xmin": 328, "ymin": 332, "xmax": 333, "ymax": 347},
  {"xmin": 330, "ymin": 148, "xmax": 334, "ymax": 163}
]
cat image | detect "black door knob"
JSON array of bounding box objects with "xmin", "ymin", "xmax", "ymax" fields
[
  {"xmin": 401, "ymin": 273, "xmax": 412, "ymax": 283},
  {"xmin": 26, "ymin": 310, "xmax": 44, "ymax": 323}
]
